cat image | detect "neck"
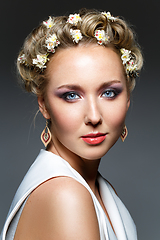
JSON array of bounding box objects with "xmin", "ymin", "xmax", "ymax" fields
[
  {"xmin": 80, "ymin": 158, "xmax": 100, "ymax": 193},
  {"xmin": 47, "ymin": 141, "xmax": 101, "ymax": 194}
]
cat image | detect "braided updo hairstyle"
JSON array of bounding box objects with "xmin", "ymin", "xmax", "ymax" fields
[{"xmin": 17, "ymin": 8, "xmax": 143, "ymax": 97}]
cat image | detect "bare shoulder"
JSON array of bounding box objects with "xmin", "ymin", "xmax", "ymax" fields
[{"xmin": 14, "ymin": 177, "xmax": 100, "ymax": 240}]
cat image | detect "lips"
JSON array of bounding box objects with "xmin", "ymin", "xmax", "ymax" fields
[{"xmin": 81, "ymin": 133, "xmax": 106, "ymax": 145}]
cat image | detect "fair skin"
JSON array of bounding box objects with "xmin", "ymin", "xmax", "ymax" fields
[{"xmin": 14, "ymin": 45, "xmax": 130, "ymax": 240}]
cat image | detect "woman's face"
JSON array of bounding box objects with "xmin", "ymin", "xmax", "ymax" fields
[{"xmin": 38, "ymin": 45, "xmax": 130, "ymax": 161}]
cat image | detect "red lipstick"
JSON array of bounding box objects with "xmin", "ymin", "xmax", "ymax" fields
[{"xmin": 81, "ymin": 133, "xmax": 106, "ymax": 145}]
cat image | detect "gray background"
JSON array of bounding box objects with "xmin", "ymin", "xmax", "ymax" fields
[{"xmin": 0, "ymin": 0, "xmax": 159, "ymax": 239}]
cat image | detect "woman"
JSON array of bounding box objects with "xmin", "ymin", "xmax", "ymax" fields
[{"xmin": 1, "ymin": 8, "xmax": 143, "ymax": 240}]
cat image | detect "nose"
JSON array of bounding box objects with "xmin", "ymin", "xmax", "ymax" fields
[{"xmin": 84, "ymin": 97, "xmax": 102, "ymax": 126}]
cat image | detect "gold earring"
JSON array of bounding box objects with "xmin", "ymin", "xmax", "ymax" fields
[
  {"xmin": 121, "ymin": 125, "xmax": 128, "ymax": 142},
  {"xmin": 41, "ymin": 120, "xmax": 52, "ymax": 147}
]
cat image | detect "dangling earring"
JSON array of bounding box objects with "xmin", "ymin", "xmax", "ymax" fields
[
  {"xmin": 41, "ymin": 120, "xmax": 52, "ymax": 147},
  {"xmin": 121, "ymin": 125, "xmax": 128, "ymax": 142}
]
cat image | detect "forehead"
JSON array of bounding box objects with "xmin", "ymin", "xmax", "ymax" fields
[{"xmin": 47, "ymin": 45, "xmax": 126, "ymax": 88}]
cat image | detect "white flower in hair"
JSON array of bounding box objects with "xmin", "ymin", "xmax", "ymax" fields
[
  {"xmin": 67, "ymin": 14, "xmax": 82, "ymax": 25},
  {"xmin": 70, "ymin": 29, "xmax": 83, "ymax": 43},
  {"xmin": 102, "ymin": 12, "xmax": 116, "ymax": 21},
  {"xmin": 43, "ymin": 16, "xmax": 54, "ymax": 28},
  {"xmin": 120, "ymin": 48, "xmax": 138, "ymax": 75},
  {"xmin": 45, "ymin": 33, "xmax": 60, "ymax": 52},
  {"xmin": 94, "ymin": 30, "xmax": 109, "ymax": 45},
  {"xmin": 120, "ymin": 48, "xmax": 131, "ymax": 64},
  {"xmin": 18, "ymin": 54, "xmax": 26, "ymax": 64},
  {"xmin": 126, "ymin": 60, "xmax": 137, "ymax": 73},
  {"xmin": 32, "ymin": 54, "xmax": 49, "ymax": 69}
]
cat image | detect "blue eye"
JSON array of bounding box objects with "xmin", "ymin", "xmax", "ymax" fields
[
  {"xmin": 102, "ymin": 89, "xmax": 116, "ymax": 98},
  {"xmin": 63, "ymin": 92, "xmax": 80, "ymax": 101}
]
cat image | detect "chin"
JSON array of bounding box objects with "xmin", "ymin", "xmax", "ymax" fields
[{"xmin": 79, "ymin": 147, "xmax": 111, "ymax": 161}]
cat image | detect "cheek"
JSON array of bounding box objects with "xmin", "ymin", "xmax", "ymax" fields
[
  {"xmin": 48, "ymin": 103, "xmax": 83, "ymax": 134},
  {"xmin": 104, "ymin": 101, "xmax": 128, "ymax": 129}
]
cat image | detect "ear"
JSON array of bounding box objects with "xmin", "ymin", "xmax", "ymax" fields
[
  {"xmin": 127, "ymin": 96, "xmax": 130, "ymax": 111},
  {"xmin": 38, "ymin": 96, "xmax": 50, "ymax": 119}
]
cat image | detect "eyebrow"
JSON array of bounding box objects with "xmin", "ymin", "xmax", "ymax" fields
[
  {"xmin": 57, "ymin": 84, "xmax": 82, "ymax": 90},
  {"xmin": 98, "ymin": 80, "xmax": 122, "ymax": 90},
  {"xmin": 57, "ymin": 80, "xmax": 122, "ymax": 91}
]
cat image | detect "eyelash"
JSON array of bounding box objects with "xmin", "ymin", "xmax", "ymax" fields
[
  {"xmin": 101, "ymin": 89, "xmax": 119, "ymax": 99},
  {"xmin": 61, "ymin": 92, "xmax": 81, "ymax": 101}
]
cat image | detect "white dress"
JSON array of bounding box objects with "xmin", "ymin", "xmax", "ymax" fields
[{"xmin": 0, "ymin": 149, "xmax": 137, "ymax": 240}]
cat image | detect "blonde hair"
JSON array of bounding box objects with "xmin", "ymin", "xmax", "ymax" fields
[{"xmin": 17, "ymin": 8, "xmax": 143, "ymax": 96}]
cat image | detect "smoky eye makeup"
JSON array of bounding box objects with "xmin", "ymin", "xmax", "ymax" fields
[
  {"xmin": 62, "ymin": 92, "xmax": 81, "ymax": 101},
  {"xmin": 54, "ymin": 81, "xmax": 124, "ymax": 101},
  {"xmin": 100, "ymin": 83, "xmax": 123, "ymax": 99},
  {"xmin": 54, "ymin": 88, "xmax": 82, "ymax": 102}
]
